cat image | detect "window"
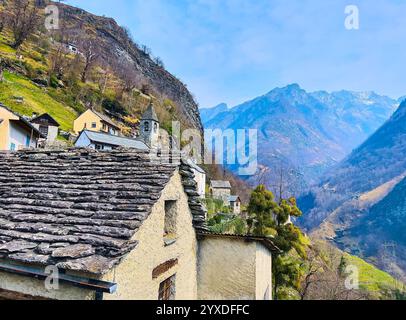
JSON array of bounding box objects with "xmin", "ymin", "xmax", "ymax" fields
[
  {"xmin": 102, "ymin": 124, "xmax": 107, "ymax": 131},
  {"xmin": 25, "ymin": 135, "xmax": 30, "ymax": 147},
  {"xmin": 91, "ymin": 122, "xmax": 97, "ymax": 129},
  {"xmin": 154, "ymin": 122, "xmax": 158, "ymax": 133},
  {"xmin": 158, "ymin": 275, "xmax": 176, "ymax": 300},
  {"xmin": 39, "ymin": 125, "xmax": 48, "ymax": 138},
  {"xmin": 164, "ymin": 200, "xmax": 178, "ymax": 240},
  {"xmin": 144, "ymin": 121, "xmax": 150, "ymax": 132},
  {"xmin": 95, "ymin": 144, "xmax": 104, "ymax": 150},
  {"xmin": 10, "ymin": 143, "xmax": 16, "ymax": 151}
]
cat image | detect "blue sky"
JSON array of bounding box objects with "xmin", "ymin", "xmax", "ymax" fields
[{"xmin": 66, "ymin": 0, "xmax": 406, "ymax": 108}]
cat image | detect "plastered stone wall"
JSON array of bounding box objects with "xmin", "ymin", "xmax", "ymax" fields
[
  {"xmin": 197, "ymin": 238, "xmax": 257, "ymax": 300},
  {"xmin": 255, "ymin": 243, "xmax": 273, "ymax": 300},
  {"xmin": 102, "ymin": 171, "xmax": 198, "ymax": 300},
  {"xmin": 197, "ymin": 237, "xmax": 273, "ymax": 300}
]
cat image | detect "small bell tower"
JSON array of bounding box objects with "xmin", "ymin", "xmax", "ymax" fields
[{"xmin": 140, "ymin": 103, "xmax": 160, "ymax": 148}]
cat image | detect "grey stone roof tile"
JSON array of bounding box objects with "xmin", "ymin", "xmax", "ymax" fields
[{"xmin": 0, "ymin": 149, "xmax": 208, "ymax": 275}]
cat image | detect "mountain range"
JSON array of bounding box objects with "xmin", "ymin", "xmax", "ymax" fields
[
  {"xmin": 299, "ymin": 101, "xmax": 406, "ymax": 280},
  {"xmin": 202, "ymin": 84, "xmax": 398, "ymax": 194}
]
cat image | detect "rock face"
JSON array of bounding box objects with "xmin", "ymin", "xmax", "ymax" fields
[
  {"xmin": 56, "ymin": 3, "xmax": 203, "ymax": 134},
  {"xmin": 0, "ymin": 148, "xmax": 208, "ymax": 275}
]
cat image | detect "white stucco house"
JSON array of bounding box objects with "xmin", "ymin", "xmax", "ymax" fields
[
  {"xmin": 0, "ymin": 148, "xmax": 280, "ymax": 300},
  {"xmin": 187, "ymin": 159, "xmax": 206, "ymax": 199}
]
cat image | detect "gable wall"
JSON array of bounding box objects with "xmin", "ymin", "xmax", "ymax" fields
[
  {"xmin": 102, "ymin": 171, "xmax": 198, "ymax": 300},
  {"xmin": 9, "ymin": 122, "xmax": 38, "ymax": 150},
  {"xmin": 255, "ymin": 243, "xmax": 273, "ymax": 300},
  {"xmin": 0, "ymin": 107, "xmax": 18, "ymax": 150},
  {"xmin": 197, "ymin": 237, "xmax": 257, "ymax": 300},
  {"xmin": 211, "ymin": 187, "xmax": 231, "ymax": 205},
  {"xmin": 73, "ymin": 110, "xmax": 102, "ymax": 135}
]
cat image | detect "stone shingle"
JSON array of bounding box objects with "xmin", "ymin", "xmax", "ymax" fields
[{"xmin": 0, "ymin": 148, "xmax": 207, "ymax": 275}]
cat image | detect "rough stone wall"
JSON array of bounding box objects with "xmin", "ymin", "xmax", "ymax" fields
[
  {"xmin": 0, "ymin": 269, "xmax": 95, "ymax": 300},
  {"xmin": 102, "ymin": 171, "xmax": 198, "ymax": 300},
  {"xmin": 197, "ymin": 237, "xmax": 256, "ymax": 300},
  {"xmin": 211, "ymin": 188, "xmax": 231, "ymax": 206},
  {"xmin": 47, "ymin": 126, "xmax": 59, "ymax": 143}
]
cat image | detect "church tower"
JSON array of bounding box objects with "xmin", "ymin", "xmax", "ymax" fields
[{"xmin": 139, "ymin": 103, "xmax": 160, "ymax": 148}]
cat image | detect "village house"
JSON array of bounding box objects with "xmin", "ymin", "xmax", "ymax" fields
[
  {"xmin": 30, "ymin": 113, "xmax": 60, "ymax": 144},
  {"xmin": 73, "ymin": 109, "xmax": 121, "ymax": 136},
  {"xmin": 210, "ymin": 180, "xmax": 232, "ymax": 206},
  {"xmin": 75, "ymin": 130, "xmax": 149, "ymax": 151},
  {"xmin": 0, "ymin": 148, "xmax": 280, "ymax": 300},
  {"xmin": 0, "ymin": 104, "xmax": 43, "ymax": 151},
  {"xmin": 66, "ymin": 43, "xmax": 79, "ymax": 54},
  {"xmin": 76, "ymin": 104, "xmax": 207, "ymax": 199},
  {"xmin": 186, "ymin": 159, "xmax": 206, "ymax": 199},
  {"xmin": 229, "ymin": 196, "xmax": 242, "ymax": 215}
]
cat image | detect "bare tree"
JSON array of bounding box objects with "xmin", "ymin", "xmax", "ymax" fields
[
  {"xmin": 300, "ymin": 243, "xmax": 370, "ymax": 300},
  {"xmin": 7, "ymin": 0, "xmax": 42, "ymax": 49},
  {"xmin": 0, "ymin": 6, "xmax": 6, "ymax": 33},
  {"xmin": 79, "ymin": 37, "xmax": 100, "ymax": 83}
]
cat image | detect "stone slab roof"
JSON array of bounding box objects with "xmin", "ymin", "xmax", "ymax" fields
[
  {"xmin": 79, "ymin": 130, "xmax": 149, "ymax": 150},
  {"xmin": 0, "ymin": 149, "xmax": 207, "ymax": 275},
  {"xmin": 141, "ymin": 103, "xmax": 159, "ymax": 122},
  {"xmin": 197, "ymin": 232, "xmax": 281, "ymax": 253},
  {"xmin": 210, "ymin": 180, "xmax": 232, "ymax": 189},
  {"xmin": 92, "ymin": 110, "xmax": 120, "ymax": 129}
]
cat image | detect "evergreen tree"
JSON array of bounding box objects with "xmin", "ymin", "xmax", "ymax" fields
[{"xmin": 247, "ymin": 184, "xmax": 307, "ymax": 299}]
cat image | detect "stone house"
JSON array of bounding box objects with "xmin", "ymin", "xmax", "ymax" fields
[
  {"xmin": 210, "ymin": 180, "xmax": 232, "ymax": 206},
  {"xmin": 73, "ymin": 109, "xmax": 121, "ymax": 136},
  {"xmin": 30, "ymin": 113, "xmax": 60, "ymax": 144},
  {"xmin": 0, "ymin": 104, "xmax": 43, "ymax": 151},
  {"xmin": 75, "ymin": 130, "xmax": 149, "ymax": 151},
  {"xmin": 229, "ymin": 196, "xmax": 242, "ymax": 215},
  {"xmin": 0, "ymin": 149, "xmax": 280, "ymax": 300}
]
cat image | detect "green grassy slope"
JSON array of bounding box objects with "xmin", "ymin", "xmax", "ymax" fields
[
  {"xmin": 344, "ymin": 253, "xmax": 404, "ymax": 298},
  {"xmin": 0, "ymin": 71, "xmax": 78, "ymax": 131}
]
